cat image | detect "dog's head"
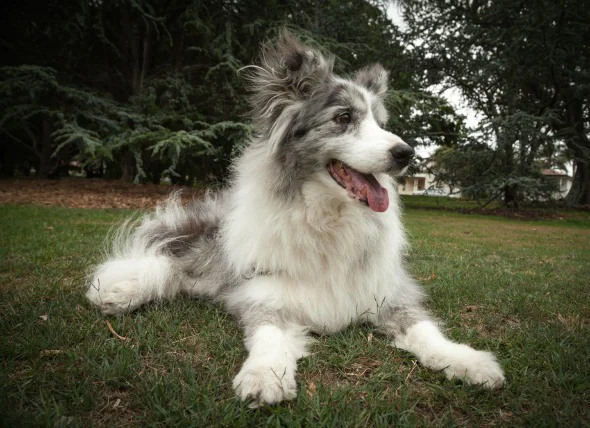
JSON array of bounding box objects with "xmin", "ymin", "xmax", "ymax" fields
[{"xmin": 243, "ymin": 30, "xmax": 413, "ymax": 212}]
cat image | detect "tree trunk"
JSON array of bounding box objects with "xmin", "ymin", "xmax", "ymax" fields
[
  {"xmin": 128, "ymin": 18, "xmax": 151, "ymax": 96},
  {"xmin": 121, "ymin": 150, "xmax": 135, "ymax": 183},
  {"xmin": 0, "ymin": 137, "xmax": 16, "ymax": 177},
  {"xmin": 314, "ymin": 0, "xmax": 321, "ymax": 32},
  {"xmin": 139, "ymin": 25, "xmax": 151, "ymax": 93},
  {"xmin": 500, "ymin": 134, "xmax": 518, "ymax": 208},
  {"xmin": 504, "ymin": 184, "xmax": 518, "ymax": 209},
  {"xmin": 563, "ymin": 94, "xmax": 590, "ymax": 206},
  {"xmin": 37, "ymin": 118, "xmax": 53, "ymax": 178},
  {"xmin": 566, "ymin": 159, "xmax": 590, "ymax": 206},
  {"xmin": 171, "ymin": 20, "xmax": 184, "ymax": 71}
]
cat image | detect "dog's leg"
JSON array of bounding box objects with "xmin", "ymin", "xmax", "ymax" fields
[
  {"xmin": 227, "ymin": 277, "xmax": 311, "ymax": 407},
  {"xmin": 376, "ymin": 305, "xmax": 505, "ymax": 389},
  {"xmin": 232, "ymin": 322, "xmax": 310, "ymax": 407}
]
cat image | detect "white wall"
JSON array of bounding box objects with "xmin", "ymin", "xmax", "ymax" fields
[{"xmin": 397, "ymin": 173, "xmax": 460, "ymax": 196}]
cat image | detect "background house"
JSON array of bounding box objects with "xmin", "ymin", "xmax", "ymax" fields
[
  {"xmin": 398, "ymin": 166, "xmax": 572, "ymax": 200},
  {"xmin": 542, "ymin": 169, "xmax": 572, "ymax": 199},
  {"xmin": 397, "ymin": 172, "xmax": 460, "ymax": 196}
]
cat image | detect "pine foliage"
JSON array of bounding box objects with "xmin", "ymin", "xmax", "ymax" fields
[{"xmin": 0, "ymin": 0, "xmax": 472, "ymax": 187}]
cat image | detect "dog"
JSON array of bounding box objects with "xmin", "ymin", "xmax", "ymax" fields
[{"xmin": 86, "ymin": 31, "xmax": 504, "ymax": 407}]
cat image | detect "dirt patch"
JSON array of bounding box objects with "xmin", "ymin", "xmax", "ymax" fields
[
  {"xmin": 0, "ymin": 178, "xmax": 203, "ymax": 209},
  {"xmin": 2, "ymin": 179, "xmax": 587, "ymax": 222},
  {"xmin": 554, "ymin": 313, "xmax": 588, "ymax": 332},
  {"xmin": 90, "ymin": 386, "xmax": 139, "ymax": 427}
]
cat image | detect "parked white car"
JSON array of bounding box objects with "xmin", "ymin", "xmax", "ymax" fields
[{"xmin": 413, "ymin": 188, "xmax": 447, "ymax": 197}]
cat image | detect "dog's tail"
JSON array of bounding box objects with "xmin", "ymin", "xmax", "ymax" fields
[{"xmin": 85, "ymin": 192, "xmax": 223, "ymax": 315}]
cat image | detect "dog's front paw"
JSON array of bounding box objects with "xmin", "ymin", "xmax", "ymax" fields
[
  {"xmin": 443, "ymin": 347, "xmax": 505, "ymax": 389},
  {"xmin": 232, "ymin": 363, "xmax": 297, "ymax": 407}
]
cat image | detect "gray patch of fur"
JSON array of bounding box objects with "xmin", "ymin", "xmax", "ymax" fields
[
  {"xmin": 269, "ymin": 79, "xmax": 386, "ymax": 197},
  {"xmin": 135, "ymin": 193, "xmax": 237, "ymax": 294},
  {"xmin": 230, "ymin": 301, "xmax": 294, "ymax": 338},
  {"xmin": 376, "ymin": 304, "xmax": 431, "ymax": 337},
  {"xmin": 353, "ymin": 63, "xmax": 389, "ymax": 98},
  {"xmin": 241, "ymin": 31, "xmax": 393, "ymax": 200},
  {"xmin": 242, "ymin": 29, "xmax": 335, "ymax": 136}
]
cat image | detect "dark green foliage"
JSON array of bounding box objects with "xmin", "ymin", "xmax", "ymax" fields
[
  {"xmin": 3, "ymin": 0, "xmax": 586, "ymax": 204},
  {"xmin": 403, "ymin": 0, "xmax": 590, "ymax": 206},
  {"xmin": 428, "ymin": 144, "xmax": 558, "ymax": 205},
  {"xmin": 0, "ymin": 65, "xmax": 228, "ymax": 183},
  {"xmin": 0, "ymin": 0, "xmax": 459, "ymax": 184}
]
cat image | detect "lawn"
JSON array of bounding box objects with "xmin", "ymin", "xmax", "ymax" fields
[{"xmin": 1, "ymin": 204, "xmax": 589, "ymax": 426}]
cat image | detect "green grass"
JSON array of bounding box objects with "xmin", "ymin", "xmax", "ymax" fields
[
  {"xmin": 401, "ymin": 195, "xmax": 590, "ymax": 223},
  {"xmin": 1, "ymin": 205, "xmax": 589, "ymax": 426},
  {"xmin": 400, "ymin": 195, "xmax": 491, "ymax": 210}
]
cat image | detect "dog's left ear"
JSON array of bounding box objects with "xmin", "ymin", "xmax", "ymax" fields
[{"xmin": 354, "ymin": 64, "xmax": 389, "ymax": 98}]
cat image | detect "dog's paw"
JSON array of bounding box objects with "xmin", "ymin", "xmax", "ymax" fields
[
  {"xmin": 232, "ymin": 363, "xmax": 297, "ymax": 407},
  {"xmin": 86, "ymin": 279, "xmax": 141, "ymax": 316},
  {"xmin": 443, "ymin": 347, "xmax": 505, "ymax": 389}
]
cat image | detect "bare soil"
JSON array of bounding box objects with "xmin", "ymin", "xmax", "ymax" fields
[
  {"xmin": 0, "ymin": 178, "xmax": 202, "ymax": 210},
  {"xmin": 0, "ymin": 178, "xmax": 586, "ymax": 222}
]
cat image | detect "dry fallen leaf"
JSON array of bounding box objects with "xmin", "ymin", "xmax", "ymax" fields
[
  {"xmin": 106, "ymin": 320, "xmax": 128, "ymax": 341},
  {"xmin": 417, "ymin": 272, "xmax": 437, "ymax": 281},
  {"xmin": 40, "ymin": 349, "xmax": 63, "ymax": 357},
  {"xmin": 306, "ymin": 381, "xmax": 317, "ymax": 399},
  {"xmin": 58, "ymin": 416, "xmax": 73, "ymax": 425}
]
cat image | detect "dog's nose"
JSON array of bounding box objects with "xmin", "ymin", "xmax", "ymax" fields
[{"xmin": 390, "ymin": 143, "xmax": 415, "ymax": 167}]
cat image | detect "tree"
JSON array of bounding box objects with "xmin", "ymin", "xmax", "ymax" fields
[
  {"xmin": 1, "ymin": 0, "xmax": 463, "ymax": 184},
  {"xmin": 402, "ymin": 0, "xmax": 590, "ymax": 206},
  {"xmin": 0, "ymin": 66, "xmax": 115, "ymax": 178}
]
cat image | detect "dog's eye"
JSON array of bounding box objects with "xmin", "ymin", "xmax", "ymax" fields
[{"xmin": 335, "ymin": 112, "xmax": 352, "ymax": 124}]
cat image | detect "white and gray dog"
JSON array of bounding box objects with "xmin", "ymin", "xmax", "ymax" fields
[{"xmin": 87, "ymin": 31, "xmax": 504, "ymax": 407}]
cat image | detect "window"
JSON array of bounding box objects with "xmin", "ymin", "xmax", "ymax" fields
[{"xmin": 417, "ymin": 177, "xmax": 426, "ymax": 191}]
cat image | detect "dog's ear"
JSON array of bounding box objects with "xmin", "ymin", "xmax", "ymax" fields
[
  {"xmin": 243, "ymin": 30, "xmax": 334, "ymax": 131},
  {"xmin": 353, "ymin": 64, "xmax": 389, "ymax": 98}
]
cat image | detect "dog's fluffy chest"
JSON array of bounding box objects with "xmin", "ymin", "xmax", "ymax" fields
[
  {"xmin": 284, "ymin": 267, "xmax": 392, "ymax": 333},
  {"xmin": 229, "ymin": 255, "xmax": 395, "ymax": 334},
  {"xmin": 223, "ymin": 188, "xmax": 403, "ymax": 333}
]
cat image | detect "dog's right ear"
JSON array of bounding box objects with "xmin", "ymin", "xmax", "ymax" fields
[{"xmin": 243, "ymin": 30, "xmax": 334, "ymax": 134}]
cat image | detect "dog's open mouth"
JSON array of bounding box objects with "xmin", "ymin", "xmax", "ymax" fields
[{"xmin": 327, "ymin": 160, "xmax": 389, "ymax": 212}]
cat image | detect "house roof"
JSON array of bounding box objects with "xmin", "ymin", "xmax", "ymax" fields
[{"xmin": 542, "ymin": 169, "xmax": 569, "ymax": 177}]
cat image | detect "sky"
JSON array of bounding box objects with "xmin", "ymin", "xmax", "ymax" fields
[
  {"xmin": 386, "ymin": 4, "xmax": 482, "ymax": 158},
  {"xmin": 386, "ymin": 4, "xmax": 573, "ymax": 175}
]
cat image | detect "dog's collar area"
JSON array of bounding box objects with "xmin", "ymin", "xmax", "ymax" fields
[{"xmin": 242, "ymin": 267, "xmax": 278, "ymax": 280}]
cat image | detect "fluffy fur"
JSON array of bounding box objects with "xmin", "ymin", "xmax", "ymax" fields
[{"xmin": 86, "ymin": 31, "xmax": 504, "ymax": 407}]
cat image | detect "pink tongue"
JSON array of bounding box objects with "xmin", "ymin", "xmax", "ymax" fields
[
  {"xmin": 350, "ymin": 171, "xmax": 389, "ymax": 212},
  {"xmin": 363, "ymin": 173, "xmax": 389, "ymax": 212}
]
